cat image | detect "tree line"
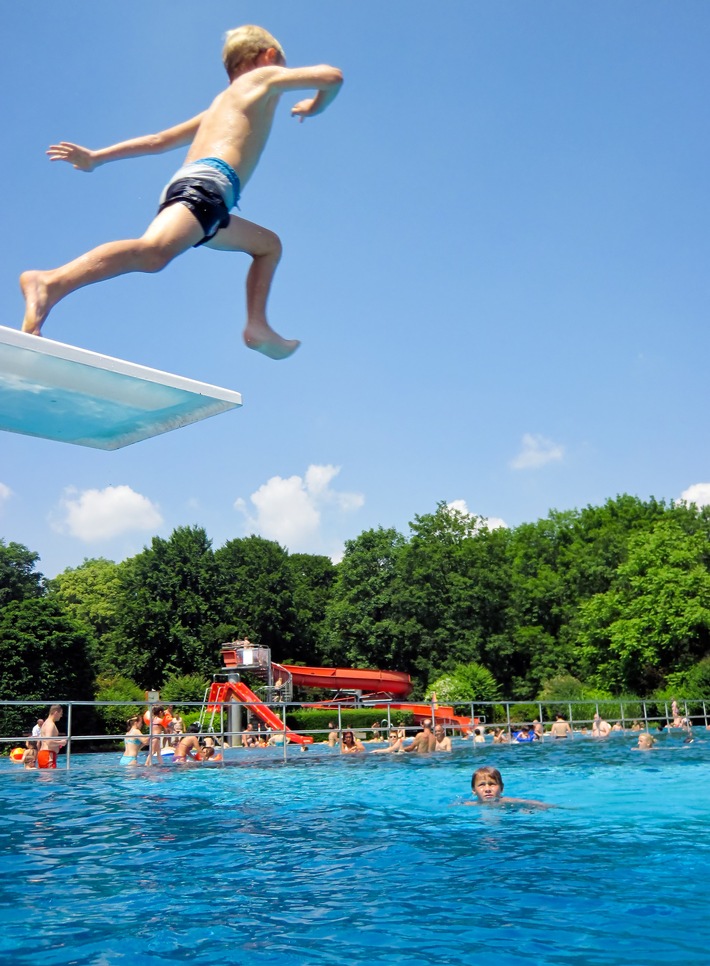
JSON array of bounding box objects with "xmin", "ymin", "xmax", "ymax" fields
[{"xmin": 2, "ymin": 494, "xmax": 710, "ymax": 727}]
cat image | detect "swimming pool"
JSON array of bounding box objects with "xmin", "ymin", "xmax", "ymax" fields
[{"xmin": 1, "ymin": 735, "xmax": 709, "ymax": 966}]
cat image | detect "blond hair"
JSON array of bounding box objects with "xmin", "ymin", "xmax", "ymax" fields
[{"xmin": 222, "ymin": 25, "xmax": 285, "ymax": 79}]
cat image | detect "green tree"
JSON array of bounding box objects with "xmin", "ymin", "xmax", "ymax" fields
[
  {"xmin": 394, "ymin": 504, "xmax": 513, "ymax": 691},
  {"xmin": 286, "ymin": 553, "xmax": 337, "ymax": 664},
  {"xmin": 214, "ymin": 535, "xmax": 298, "ymax": 658},
  {"xmin": 323, "ymin": 526, "xmax": 407, "ymax": 670},
  {"xmin": 48, "ymin": 557, "xmax": 122, "ymax": 675},
  {"xmin": 426, "ymin": 662, "xmax": 502, "ymax": 703},
  {"xmin": 94, "ymin": 675, "xmax": 145, "ymax": 738},
  {"xmin": 113, "ymin": 526, "xmax": 220, "ymax": 688},
  {"xmin": 0, "ymin": 539, "xmax": 44, "ymax": 605},
  {"xmin": 577, "ymin": 519, "xmax": 710, "ymax": 693},
  {"xmin": 0, "ymin": 597, "xmax": 95, "ymax": 737}
]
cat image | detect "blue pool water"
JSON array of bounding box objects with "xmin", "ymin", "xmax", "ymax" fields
[{"xmin": 1, "ymin": 735, "xmax": 709, "ymax": 966}]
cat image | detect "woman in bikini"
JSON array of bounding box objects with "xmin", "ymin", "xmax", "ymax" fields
[{"xmin": 120, "ymin": 715, "xmax": 148, "ymax": 766}]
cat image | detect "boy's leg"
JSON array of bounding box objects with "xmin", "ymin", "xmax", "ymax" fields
[
  {"xmin": 205, "ymin": 214, "xmax": 300, "ymax": 361},
  {"xmin": 20, "ymin": 204, "xmax": 204, "ymax": 335}
]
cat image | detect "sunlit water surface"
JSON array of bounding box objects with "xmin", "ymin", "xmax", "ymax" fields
[{"xmin": 1, "ymin": 734, "xmax": 709, "ymax": 966}]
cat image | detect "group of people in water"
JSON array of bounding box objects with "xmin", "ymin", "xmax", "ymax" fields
[
  {"xmin": 15, "ymin": 705, "xmax": 67, "ymax": 769},
  {"xmin": 121, "ymin": 705, "xmax": 223, "ymax": 766},
  {"xmin": 13, "ymin": 701, "xmax": 694, "ymax": 781}
]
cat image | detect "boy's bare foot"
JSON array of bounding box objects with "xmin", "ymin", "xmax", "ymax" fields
[
  {"xmin": 20, "ymin": 271, "xmax": 53, "ymax": 336},
  {"xmin": 244, "ymin": 322, "xmax": 300, "ymax": 361}
]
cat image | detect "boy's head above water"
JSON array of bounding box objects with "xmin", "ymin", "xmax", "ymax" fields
[
  {"xmin": 472, "ymin": 766, "xmax": 504, "ymax": 802},
  {"xmin": 222, "ymin": 25, "xmax": 286, "ymax": 79}
]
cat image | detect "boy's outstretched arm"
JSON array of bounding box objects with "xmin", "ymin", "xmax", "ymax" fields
[
  {"xmin": 47, "ymin": 112, "xmax": 206, "ymax": 172},
  {"xmin": 263, "ymin": 65, "xmax": 343, "ymax": 120}
]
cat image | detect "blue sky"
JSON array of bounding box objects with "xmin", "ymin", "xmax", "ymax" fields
[{"xmin": 1, "ymin": 1, "xmax": 709, "ymax": 577}]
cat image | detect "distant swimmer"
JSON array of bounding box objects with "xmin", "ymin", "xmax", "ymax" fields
[
  {"xmin": 20, "ymin": 25, "xmax": 343, "ymax": 361},
  {"xmin": 467, "ymin": 766, "xmax": 552, "ymax": 809},
  {"xmin": 634, "ymin": 733, "xmax": 656, "ymax": 750}
]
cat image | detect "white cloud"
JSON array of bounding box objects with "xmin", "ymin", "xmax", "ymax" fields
[
  {"xmin": 235, "ymin": 464, "xmax": 364, "ymax": 554},
  {"xmin": 446, "ymin": 499, "xmax": 507, "ymax": 531},
  {"xmin": 53, "ymin": 485, "xmax": 163, "ymax": 542},
  {"xmin": 0, "ymin": 482, "xmax": 11, "ymax": 508},
  {"xmin": 679, "ymin": 483, "xmax": 710, "ymax": 508},
  {"xmin": 510, "ymin": 433, "xmax": 564, "ymax": 470}
]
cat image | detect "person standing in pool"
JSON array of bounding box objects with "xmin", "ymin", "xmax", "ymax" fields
[
  {"xmin": 404, "ymin": 719, "xmax": 437, "ymax": 754},
  {"xmin": 20, "ymin": 24, "xmax": 343, "ymax": 361},
  {"xmin": 433, "ymin": 724, "xmax": 452, "ymax": 752},
  {"xmin": 549, "ymin": 713, "xmax": 572, "ymax": 739},
  {"xmin": 120, "ymin": 715, "xmax": 148, "ymax": 766},
  {"xmin": 38, "ymin": 705, "xmax": 66, "ymax": 769}
]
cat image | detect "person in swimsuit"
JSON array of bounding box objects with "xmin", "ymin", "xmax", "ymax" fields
[
  {"xmin": 172, "ymin": 725, "xmax": 203, "ymax": 762},
  {"xmin": 20, "ymin": 24, "xmax": 343, "ymax": 361},
  {"xmin": 340, "ymin": 731, "xmax": 365, "ymax": 754},
  {"xmin": 120, "ymin": 715, "xmax": 148, "ymax": 766},
  {"xmin": 23, "ymin": 746, "xmax": 38, "ymax": 769},
  {"xmin": 145, "ymin": 705, "xmax": 168, "ymax": 766},
  {"xmin": 550, "ymin": 714, "xmax": 572, "ymax": 739},
  {"xmin": 433, "ymin": 725, "xmax": 452, "ymax": 752},
  {"xmin": 38, "ymin": 705, "xmax": 66, "ymax": 769},
  {"xmin": 172, "ymin": 724, "xmax": 218, "ymax": 763},
  {"xmin": 371, "ymin": 730, "xmax": 405, "ymax": 754},
  {"xmin": 404, "ymin": 719, "xmax": 437, "ymax": 754}
]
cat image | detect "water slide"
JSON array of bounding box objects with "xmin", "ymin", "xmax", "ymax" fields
[
  {"xmin": 280, "ymin": 664, "xmax": 412, "ymax": 695},
  {"xmin": 278, "ymin": 667, "xmax": 472, "ymax": 731},
  {"xmin": 207, "ymin": 680, "xmax": 312, "ymax": 744}
]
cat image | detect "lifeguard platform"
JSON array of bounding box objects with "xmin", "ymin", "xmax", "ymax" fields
[{"xmin": 0, "ymin": 326, "xmax": 242, "ymax": 449}]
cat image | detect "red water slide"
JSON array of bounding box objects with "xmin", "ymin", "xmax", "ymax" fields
[
  {"xmin": 207, "ymin": 681, "xmax": 313, "ymax": 744},
  {"xmin": 280, "ymin": 664, "xmax": 412, "ymax": 695}
]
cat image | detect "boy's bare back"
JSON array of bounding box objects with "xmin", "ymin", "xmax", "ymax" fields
[{"xmin": 189, "ymin": 63, "xmax": 342, "ymax": 187}]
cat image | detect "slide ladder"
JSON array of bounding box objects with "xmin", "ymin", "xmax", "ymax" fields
[{"xmin": 205, "ymin": 681, "xmax": 312, "ymax": 745}]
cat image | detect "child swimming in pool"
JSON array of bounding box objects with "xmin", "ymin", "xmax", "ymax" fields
[
  {"xmin": 468, "ymin": 766, "xmax": 552, "ymax": 808},
  {"xmin": 634, "ymin": 733, "xmax": 656, "ymax": 750},
  {"xmin": 20, "ymin": 25, "xmax": 343, "ymax": 361}
]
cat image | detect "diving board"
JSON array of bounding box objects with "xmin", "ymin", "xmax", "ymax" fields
[{"xmin": 0, "ymin": 326, "xmax": 242, "ymax": 450}]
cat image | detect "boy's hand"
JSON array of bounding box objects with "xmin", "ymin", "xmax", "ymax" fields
[
  {"xmin": 46, "ymin": 142, "xmax": 98, "ymax": 172},
  {"xmin": 291, "ymin": 98, "xmax": 317, "ymax": 122}
]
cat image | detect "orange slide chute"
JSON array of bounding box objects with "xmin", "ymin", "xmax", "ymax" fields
[
  {"xmin": 280, "ymin": 665, "xmax": 412, "ymax": 696},
  {"xmin": 207, "ymin": 681, "xmax": 313, "ymax": 744}
]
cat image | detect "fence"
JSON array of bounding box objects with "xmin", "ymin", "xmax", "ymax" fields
[{"xmin": 1, "ymin": 695, "xmax": 705, "ymax": 770}]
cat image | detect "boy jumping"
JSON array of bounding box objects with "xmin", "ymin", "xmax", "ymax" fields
[{"xmin": 20, "ymin": 25, "xmax": 343, "ymax": 360}]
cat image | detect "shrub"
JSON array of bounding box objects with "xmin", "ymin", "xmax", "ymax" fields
[
  {"xmin": 160, "ymin": 674, "xmax": 210, "ymax": 710},
  {"xmin": 426, "ymin": 663, "xmax": 502, "ymax": 703},
  {"xmin": 94, "ymin": 676, "xmax": 145, "ymax": 737}
]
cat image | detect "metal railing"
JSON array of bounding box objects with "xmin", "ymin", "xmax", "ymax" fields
[{"xmin": 1, "ymin": 695, "xmax": 705, "ymax": 770}]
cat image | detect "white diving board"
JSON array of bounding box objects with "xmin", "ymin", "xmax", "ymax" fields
[{"xmin": 0, "ymin": 326, "xmax": 242, "ymax": 450}]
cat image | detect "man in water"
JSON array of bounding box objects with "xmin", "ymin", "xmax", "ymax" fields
[
  {"xmin": 38, "ymin": 705, "xmax": 66, "ymax": 769},
  {"xmin": 404, "ymin": 719, "xmax": 437, "ymax": 754}
]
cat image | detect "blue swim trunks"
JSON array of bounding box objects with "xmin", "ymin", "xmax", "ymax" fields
[{"xmin": 157, "ymin": 157, "xmax": 241, "ymax": 246}]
